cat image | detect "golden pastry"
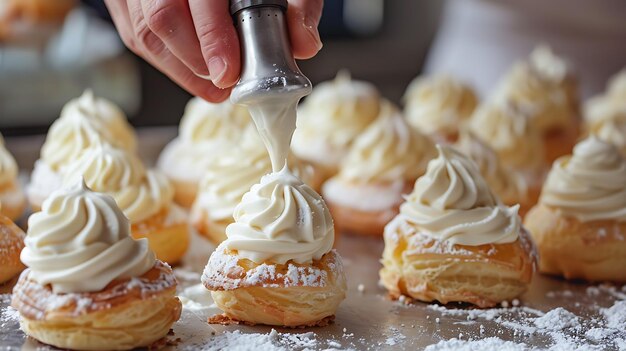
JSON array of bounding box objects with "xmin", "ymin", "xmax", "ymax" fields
[
  {"xmin": 495, "ymin": 45, "xmax": 580, "ymax": 163},
  {"xmin": 62, "ymin": 142, "xmax": 189, "ymax": 264},
  {"xmin": 468, "ymin": 97, "xmax": 546, "ymax": 209},
  {"xmin": 191, "ymin": 128, "xmax": 319, "ymax": 245},
  {"xmin": 524, "ymin": 137, "xmax": 626, "ymax": 282},
  {"xmin": 454, "ymin": 130, "xmax": 529, "ymax": 215},
  {"xmin": 0, "ymin": 210, "xmax": 25, "ymax": 284},
  {"xmin": 380, "ymin": 145, "xmax": 536, "ymax": 308},
  {"xmin": 27, "ymin": 90, "xmax": 137, "ymax": 211},
  {"xmin": 203, "ymin": 169, "xmax": 346, "ymax": 327},
  {"xmin": 157, "ymin": 97, "xmax": 251, "ymax": 208},
  {"xmin": 403, "ymin": 75, "xmax": 478, "ymax": 143},
  {"xmin": 11, "ymin": 180, "xmax": 181, "ymax": 350},
  {"xmin": 0, "ymin": 134, "xmax": 25, "ymax": 220},
  {"xmin": 583, "ymin": 69, "xmax": 626, "ymax": 156},
  {"xmin": 322, "ymin": 101, "xmax": 436, "ymax": 237},
  {"xmin": 291, "ymin": 70, "xmax": 381, "ymax": 181}
]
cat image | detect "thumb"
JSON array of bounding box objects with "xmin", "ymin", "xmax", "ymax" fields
[{"xmin": 287, "ymin": 0, "xmax": 324, "ymax": 60}]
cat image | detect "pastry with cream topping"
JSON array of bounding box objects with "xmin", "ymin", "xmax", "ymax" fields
[
  {"xmin": 27, "ymin": 90, "xmax": 137, "ymax": 211},
  {"xmin": 403, "ymin": 75, "xmax": 478, "ymax": 143},
  {"xmin": 190, "ymin": 127, "xmax": 320, "ymax": 245},
  {"xmin": 524, "ymin": 137, "xmax": 626, "ymax": 282},
  {"xmin": 0, "ymin": 133, "xmax": 25, "ymax": 220},
  {"xmin": 157, "ymin": 97, "xmax": 251, "ymax": 208},
  {"xmin": 11, "ymin": 180, "xmax": 181, "ymax": 350},
  {"xmin": 380, "ymin": 145, "xmax": 536, "ymax": 307},
  {"xmin": 583, "ymin": 69, "xmax": 626, "ymax": 156},
  {"xmin": 202, "ymin": 166, "xmax": 346, "ymax": 327},
  {"xmin": 495, "ymin": 45, "xmax": 580, "ymax": 163},
  {"xmin": 0, "ymin": 208, "xmax": 26, "ymax": 285},
  {"xmin": 468, "ymin": 97, "xmax": 547, "ymax": 211},
  {"xmin": 291, "ymin": 71, "xmax": 381, "ymax": 181},
  {"xmin": 454, "ymin": 131, "xmax": 530, "ymax": 215},
  {"xmin": 322, "ymin": 101, "xmax": 436, "ymax": 236},
  {"xmin": 62, "ymin": 142, "xmax": 189, "ymax": 264}
]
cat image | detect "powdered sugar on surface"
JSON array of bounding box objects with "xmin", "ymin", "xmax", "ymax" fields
[{"xmin": 425, "ymin": 337, "xmax": 530, "ymax": 351}]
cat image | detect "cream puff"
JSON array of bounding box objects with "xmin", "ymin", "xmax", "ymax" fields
[
  {"xmin": 291, "ymin": 70, "xmax": 381, "ymax": 181},
  {"xmin": 454, "ymin": 131, "xmax": 530, "ymax": 215},
  {"xmin": 583, "ymin": 69, "xmax": 626, "ymax": 156},
  {"xmin": 380, "ymin": 145, "xmax": 536, "ymax": 308},
  {"xmin": 12, "ymin": 180, "xmax": 181, "ymax": 350},
  {"xmin": 62, "ymin": 142, "xmax": 189, "ymax": 264},
  {"xmin": 191, "ymin": 128, "xmax": 319, "ymax": 245},
  {"xmin": 202, "ymin": 168, "xmax": 346, "ymax": 327},
  {"xmin": 495, "ymin": 45, "xmax": 580, "ymax": 163},
  {"xmin": 157, "ymin": 97, "xmax": 251, "ymax": 208},
  {"xmin": 0, "ymin": 133, "xmax": 25, "ymax": 220},
  {"xmin": 322, "ymin": 101, "xmax": 436, "ymax": 237},
  {"xmin": 27, "ymin": 90, "xmax": 137, "ymax": 211},
  {"xmin": 403, "ymin": 75, "xmax": 478, "ymax": 143},
  {"xmin": 468, "ymin": 97, "xmax": 546, "ymax": 209},
  {"xmin": 524, "ymin": 137, "xmax": 626, "ymax": 282},
  {"xmin": 0, "ymin": 210, "xmax": 26, "ymax": 284}
]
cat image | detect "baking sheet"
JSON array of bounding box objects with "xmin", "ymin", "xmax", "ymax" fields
[{"xmin": 1, "ymin": 130, "xmax": 625, "ymax": 350}]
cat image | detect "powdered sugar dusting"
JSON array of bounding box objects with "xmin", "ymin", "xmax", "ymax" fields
[
  {"xmin": 201, "ymin": 246, "xmax": 343, "ymax": 290},
  {"xmin": 425, "ymin": 337, "xmax": 530, "ymax": 351}
]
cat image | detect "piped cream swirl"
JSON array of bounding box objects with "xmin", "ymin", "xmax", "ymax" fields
[
  {"xmin": 396, "ymin": 145, "xmax": 520, "ymax": 246},
  {"xmin": 337, "ymin": 101, "xmax": 436, "ymax": 183},
  {"xmin": 0, "ymin": 134, "xmax": 18, "ymax": 187},
  {"xmin": 403, "ymin": 75, "xmax": 478, "ymax": 137},
  {"xmin": 455, "ymin": 131, "xmax": 527, "ymax": 204},
  {"xmin": 62, "ymin": 143, "xmax": 174, "ymax": 223},
  {"xmin": 40, "ymin": 90, "xmax": 137, "ymax": 171},
  {"xmin": 292, "ymin": 70, "xmax": 380, "ymax": 167},
  {"xmin": 179, "ymin": 97, "xmax": 251, "ymax": 143},
  {"xmin": 540, "ymin": 137, "xmax": 626, "ymax": 222},
  {"xmin": 224, "ymin": 166, "xmax": 334, "ymax": 264},
  {"xmin": 20, "ymin": 180, "xmax": 155, "ymax": 293}
]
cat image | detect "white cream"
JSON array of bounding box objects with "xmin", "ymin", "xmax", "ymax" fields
[
  {"xmin": 20, "ymin": 180, "xmax": 155, "ymax": 293},
  {"xmin": 224, "ymin": 166, "xmax": 334, "ymax": 264}
]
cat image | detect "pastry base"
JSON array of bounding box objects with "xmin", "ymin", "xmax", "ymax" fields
[
  {"xmin": 0, "ymin": 182, "xmax": 26, "ymax": 221},
  {"xmin": 380, "ymin": 222, "xmax": 536, "ymax": 308},
  {"xmin": 543, "ymin": 122, "xmax": 579, "ymax": 165},
  {"xmin": 191, "ymin": 208, "xmax": 230, "ymax": 245},
  {"xmin": 208, "ymin": 313, "xmax": 335, "ymax": 328},
  {"xmin": 11, "ymin": 262, "xmax": 181, "ymax": 351},
  {"xmin": 203, "ymin": 248, "xmax": 347, "ymax": 327},
  {"xmin": 524, "ymin": 204, "xmax": 626, "ymax": 282},
  {"xmin": 0, "ymin": 213, "xmax": 25, "ymax": 284},
  {"xmin": 170, "ymin": 178, "xmax": 198, "ymax": 209},
  {"xmin": 132, "ymin": 208, "xmax": 190, "ymax": 265}
]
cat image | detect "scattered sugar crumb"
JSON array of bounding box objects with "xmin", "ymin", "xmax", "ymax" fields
[
  {"xmin": 357, "ymin": 284, "xmax": 365, "ymax": 293},
  {"xmin": 424, "ymin": 337, "xmax": 529, "ymax": 351}
]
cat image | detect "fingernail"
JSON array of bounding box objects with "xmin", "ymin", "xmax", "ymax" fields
[
  {"xmin": 208, "ymin": 57, "xmax": 227, "ymax": 84},
  {"xmin": 304, "ymin": 19, "xmax": 323, "ymax": 51}
]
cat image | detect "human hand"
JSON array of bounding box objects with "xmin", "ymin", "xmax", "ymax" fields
[{"xmin": 104, "ymin": 0, "xmax": 323, "ymax": 102}]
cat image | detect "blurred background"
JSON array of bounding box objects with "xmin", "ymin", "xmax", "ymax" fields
[{"xmin": 1, "ymin": 0, "xmax": 625, "ymax": 135}]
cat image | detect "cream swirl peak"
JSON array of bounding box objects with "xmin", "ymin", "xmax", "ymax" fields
[
  {"xmin": 403, "ymin": 75, "xmax": 478, "ymax": 136},
  {"xmin": 540, "ymin": 136, "xmax": 626, "ymax": 222},
  {"xmin": 224, "ymin": 166, "xmax": 334, "ymax": 264},
  {"xmin": 396, "ymin": 145, "xmax": 520, "ymax": 246},
  {"xmin": 20, "ymin": 180, "xmax": 155, "ymax": 293},
  {"xmin": 455, "ymin": 131, "xmax": 527, "ymax": 204},
  {"xmin": 0, "ymin": 134, "xmax": 18, "ymax": 187},
  {"xmin": 62, "ymin": 142, "xmax": 174, "ymax": 223},
  {"xmin": 40, "ymin": 90, "xmax": 137, "ymax": 171},
  {"xmin": 338, "ymin": 101, "xmax": 436, "ymax": 183},
  {"xmin": 179, "ymin": 97, "xmax": 251, "ymax": 143}
]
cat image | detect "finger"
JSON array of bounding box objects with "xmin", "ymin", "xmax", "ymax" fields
[
  {"xmin": 140, "ymin": 0, "xmax": 209, "ymax": 77},
  {"xmin": 188, "ymin": 0, "xmax": 241, "ymax": 89},
  {"xmin": 126, "ymin": 0, "xmax": 229, "ymax": 102},
  {"xmin": 104, "ymin": 0, "xmax": 139, "ymax": 52},
  {"xmin": 287, "ymin": 0, "xmax": 323, "ymax": 59}
]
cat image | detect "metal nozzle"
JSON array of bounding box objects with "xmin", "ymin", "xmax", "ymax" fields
[{"xmin": 229, "ymin": 0, "xmax": 312, "ymax": 105}]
